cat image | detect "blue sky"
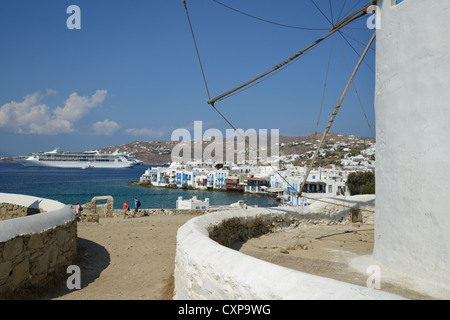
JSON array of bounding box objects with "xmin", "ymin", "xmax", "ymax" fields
[{"xmin": 0, "ymin": 0, "xmax": 376, "ymax": 156}]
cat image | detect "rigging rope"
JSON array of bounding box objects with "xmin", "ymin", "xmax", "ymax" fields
[
  {"xmin": 299, "ymin": 31, "xmax": 376, "ymax": 197},
  {"xmin": 182, "ymin": 0, "xmax": 376, "ymax": 213},
  {"xmin": 211, "ymin": 0, "xmax": 329, "ymax": 31},
  {"xmin": 315, "ymin": 35, "xmax": 335, "ymax": 137},
  {"xmin": 336, "ymin": 0, "xmax": 348, "ymax": 23},
  {"xmin": 183, "ymin": 0, "xmax": 211, "ymax": 101},
  {"xmin": 339, "ymin": 0, "xmax": 364, "ymax": 25},
  {"xmin": 309, "ymin": 0, "xmax": 375, "ymax": 136},
  {"xmin": 310, "ymin": 0, "xmax": 375, "ymax": 74},
  {"xmin": 310, "ymin": 0, "xmax": 333, "ymax": 26},
  {"xmin": 329, "ymin": 0, "xmax": 335, "ymax": 24},
  {"xmin": 336, "ymin": 34, "xmax": 375, "ymax": 137},
  {"xmin": 339, "ymin": 30, "xmax": 376, "ymax": 74},
  {"xmin": 207, "ymin": 2, "xmax": 371, "ymax": 105},
  {"xmin": 340, "ymin": 30, "xmax": 376, "ymax": 52},
  {"xmin": 215, "ymin": 43, "xmax": 319, "ymax": 103}
]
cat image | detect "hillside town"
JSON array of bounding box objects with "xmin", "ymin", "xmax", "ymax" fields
[
  {"xmin": 138, "ymin": 137, "xmax": 376, "ymax": 206},
  {"xmin": 92, "ymin": 132, "xmax": 376, "ymax": 168}
]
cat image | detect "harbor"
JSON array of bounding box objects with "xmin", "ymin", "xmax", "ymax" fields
[
  {"xmin": 0, "ymin": 162, "xmax": 279, "ymax": 210},
  {"xmin": 137, "ymin": 160, "xmax": 364, "ymax": 207}
]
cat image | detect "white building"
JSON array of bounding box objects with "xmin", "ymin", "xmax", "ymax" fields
[
  {"xmin": 140, "ymin": 162, "xmax": 353, "ymax": 206},
  {"xmin": 270, "ymin": 166, "xmax": 350, "ymax": 206},
  {"xmin": 213, "ymin": 169, "xmax": 229, "ymax": 189},
  {"xmin": 176, "ymin": 196, "xmax": 210, "ymax": 210}
]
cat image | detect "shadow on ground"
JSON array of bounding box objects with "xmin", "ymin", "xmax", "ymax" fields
[{"xmin": 38, "ymin": 238, "xmax": 111, "ymax": 300}]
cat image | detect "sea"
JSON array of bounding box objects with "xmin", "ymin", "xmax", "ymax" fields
[{"xmin": 0, "ymin": 163, "xmax": 279, "ymax": 209}]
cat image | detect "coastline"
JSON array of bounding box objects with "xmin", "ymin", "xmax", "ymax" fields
[
  {"xmin": 129, "ymin": 180, "xmax": 280, "ymax": 199},
  {"xmin": 0, "ymin": 163, "xmax": 280, "ymax": 211}
]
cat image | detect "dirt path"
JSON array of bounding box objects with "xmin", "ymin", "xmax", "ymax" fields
[
  {"xmin": 238, "ymin": 223, "xmax": 435, "ymax": 300},
  {"xmin": 44, "ymin": 214, "xmax": 198, "ymax": 300},
  {"xmin": 40, "ymin": 209, "xmax": 436, "ymax": 300}
]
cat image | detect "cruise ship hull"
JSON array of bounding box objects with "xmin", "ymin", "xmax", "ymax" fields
[{"xmin": 17, "ymin": 158, "xmax": 134, "ymax": 168}]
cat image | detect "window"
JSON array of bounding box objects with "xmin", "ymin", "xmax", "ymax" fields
[
  {"xmin": 329, "ymin": 185, "xmax": 333, "ymax": 193},
  {"xmin": 391, "ymin": 0, "xmax": 404, "ymax": 6}
]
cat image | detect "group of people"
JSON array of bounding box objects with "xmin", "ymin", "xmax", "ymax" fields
[
  {"xmin": 123, "ymin": 197, "xmax": 142, "ymax": 219},
  {"xmin": 74, "ymin": 198, "xmax": 142, "ymax": 220}
]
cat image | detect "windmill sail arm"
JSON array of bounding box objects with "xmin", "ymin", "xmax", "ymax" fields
[{"xmin": 207, "ymin": 2, "xmax": 372, "ymax": 106}]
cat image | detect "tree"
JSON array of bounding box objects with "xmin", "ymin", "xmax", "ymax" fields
[{"xmin": 346, "ymin": 171, "xmax": 375, "ymax": 195}]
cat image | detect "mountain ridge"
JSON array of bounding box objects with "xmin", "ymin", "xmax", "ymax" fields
[{"xmin": 96, "ymin": 132, "xmax": 375, "ymax": 167}]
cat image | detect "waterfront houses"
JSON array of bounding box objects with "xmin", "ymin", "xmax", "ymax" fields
[
  {"xmin": 244, "ymin": 176, "xmax": 270, "ymax": 193},
  {"xmin": 277, "ymin": 165, "xmax": 350, "ymax": 206},
  {"xmin": 139, "ymin": 160, "xmax": 368, "ymax": 207}
]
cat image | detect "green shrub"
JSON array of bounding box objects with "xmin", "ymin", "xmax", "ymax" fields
[{"xmin": 346, "ymin": 171, "xmax": 375, "ymax": 195}]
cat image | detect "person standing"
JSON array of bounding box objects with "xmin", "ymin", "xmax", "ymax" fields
[
  {"xmin": 123, "ymin": 200, "xmax": 130, "ymax": 219},
  {"xmin": 75, "ymin": 201, "xmax": 81, "ymax": 220},
  {"xmin": 134, "ymin": 197, "xmax": 141, "ymax": 215}
]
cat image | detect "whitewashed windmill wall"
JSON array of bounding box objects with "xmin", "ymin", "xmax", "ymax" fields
[{"xmin": 374, "ymin": 0, "xmax": 450, "ymax": 288}]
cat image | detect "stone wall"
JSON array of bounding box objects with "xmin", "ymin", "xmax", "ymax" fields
[
  {"xmin": 82, "ymin": 196, "xmax": 114, "ymax": 218},
  {"xmin": 69, "ymin": 197, "xmax": 232, "ymax": 223},
  {"xmin": 0, "ymin": 203, "xmax": 43, "ymax": 221},
  {"xmin": 111, "ymin": 207, "xmax": 233, "ymax": 217},
  {"xmin": 209, "ymin": 214, "xmax": 300, "ymax": 248},
  {"xmin": 0, "ymin": 193, "xmax": 77, "ymax": 298},
  {"xmin": 0, "ymin": 220, "xmax": 77, "ymax": 297}
]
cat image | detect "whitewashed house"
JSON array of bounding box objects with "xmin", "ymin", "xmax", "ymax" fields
[
  {"xmin": 213, "ymin": 169, "xmax": 229, "ymax": 189},
  {"xmin": 176, "ymin": 196, "xmax": 210, "ymax": 210}
]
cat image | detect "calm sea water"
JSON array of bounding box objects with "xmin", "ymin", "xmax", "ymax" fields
[{"xmin": 0, "ymin": 163, "xmax": 279, "ymax": 209}]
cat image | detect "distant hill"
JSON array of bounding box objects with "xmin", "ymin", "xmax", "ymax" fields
[
  {"xmin": 98, "ymin": 140, "xmax": 176, "ymax": 165},
  {"xmin": 3, "ymin": 132, "xmax": 375, "ymax": 167},
  {"xmin": 0, "ymin": 151, "xmax": 16, "ymax": 158},
  {"xmin": 0, "ymin": 152, "xmax": 17, "ymax": 162},
  {"xmin": 96, "ymin": 132, "xmax": 375, "ymax": 166}
]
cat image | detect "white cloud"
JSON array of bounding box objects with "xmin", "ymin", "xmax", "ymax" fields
[
  {"xmin": 45, "ymin": 89, "xmax": 58, "ymax": 96},
  {"xmin": 92, "ymin": 119, "xmax": 120, "ymax": 136},
  {"xmin": 53, "ymin": 90, "xmax": 107, "ymax": 121},
  {"xmin": 0, "ymin": 90, "xmax": 107, "ymax": 135}
]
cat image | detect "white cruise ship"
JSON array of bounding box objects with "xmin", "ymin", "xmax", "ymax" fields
[{"xmin": 17, "ymin": 148, "xmax": 135, "ymax": 168}]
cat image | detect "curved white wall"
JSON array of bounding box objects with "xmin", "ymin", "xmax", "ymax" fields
[
  {"xmin": 0, "ymin": 193, "xmax": 77, "ymax": 296},
  {"xmin": 174, "ymin": 208, "xmax": 404, "ymax": 300},
  {"xmin": 0, "ymin": 193, "xmax": 75, "ymax": 242},
  {"xmin": 373, "ymin": 0, "xmax": 450, "ymax": 288}
]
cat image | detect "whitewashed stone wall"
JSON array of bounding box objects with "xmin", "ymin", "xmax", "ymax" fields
[
  {"xmin": 0, "ymin": 193, "xmax": 77, "ymax": 297},
  {"xmin": 174, "ymin": 207, "xmax": 404, "ymax": 300}
]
